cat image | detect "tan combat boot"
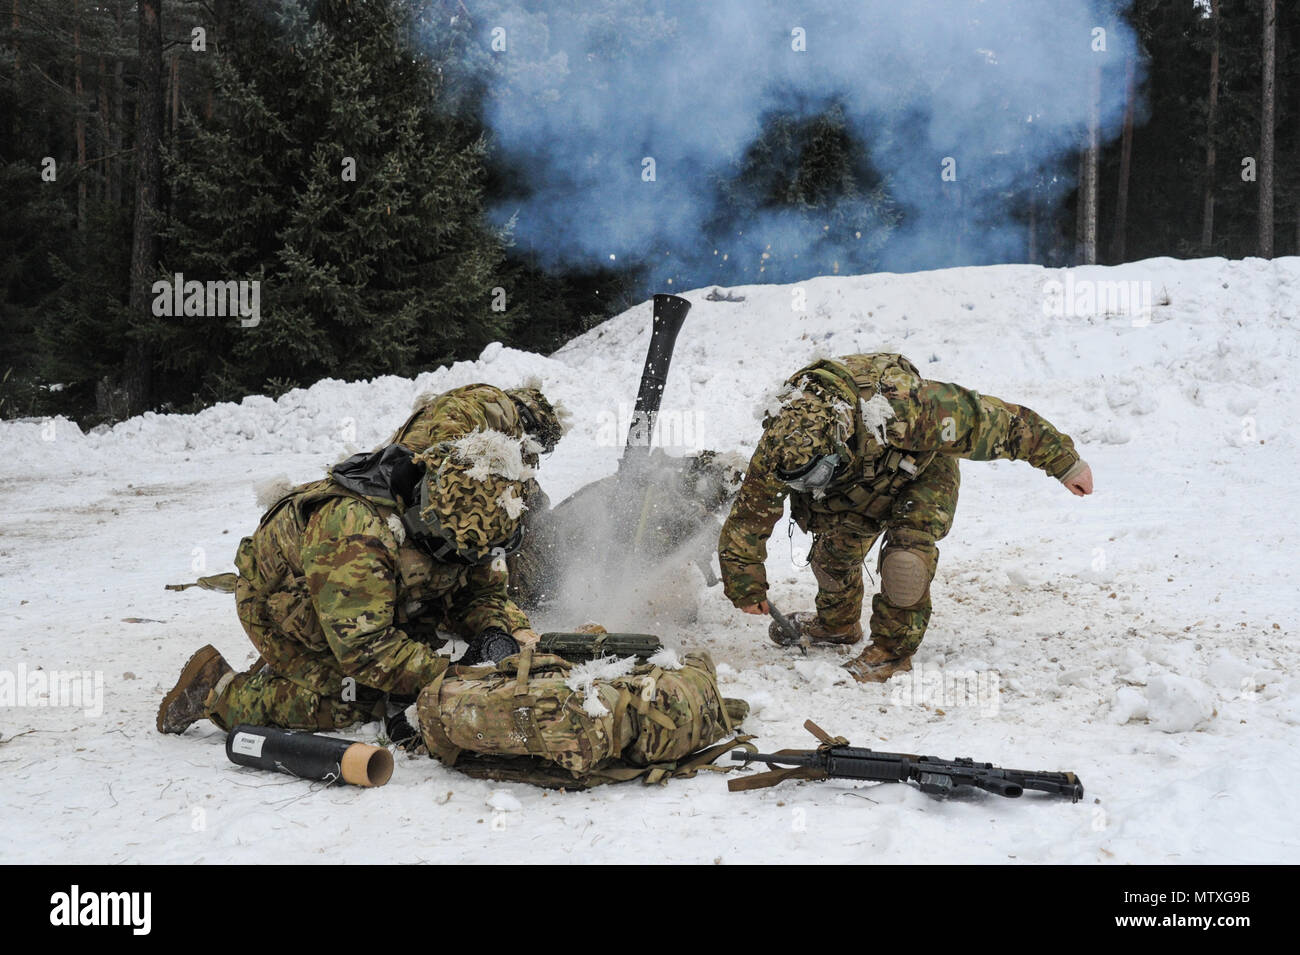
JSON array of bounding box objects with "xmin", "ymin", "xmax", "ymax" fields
[
  {"xmin": 156, "ymin": 645, "xmax": 234, "ymax": 734},
  {"xmin": 769, "ymin": 611, "xmax": 864, "ymax": 648},
  {"xmin": 842, "ymin": 641, "xmax": 913, "ymax": 683}
]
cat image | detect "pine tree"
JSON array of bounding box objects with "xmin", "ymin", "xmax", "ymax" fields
[
  {"xmin": 162, "ymin": 0, "xmax": 507, "ymax": 403},
  {"xmin": 709, "ymin": 105, "xmax": 897, "ymax": 285}
]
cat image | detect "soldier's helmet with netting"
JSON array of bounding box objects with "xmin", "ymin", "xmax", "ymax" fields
[
  {"xmin": 765, "ymin": 395, "xmax": 852, "ymax": 494},
  {"xmin": 506, "ymin": 386, "xmax": 565, "ymax": 454},
  {"xmin": 405, "ymin": 435, "xmax": 531, "ymax": 565}
]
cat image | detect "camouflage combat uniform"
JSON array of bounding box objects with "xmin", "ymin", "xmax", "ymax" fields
[
  {"xmin": 719, "ymin": 354, "xmax": 1084, "ymax": 658},
  {"xmin": 208, "ymin": 477, "xmax": 529, "ymax": 731}
]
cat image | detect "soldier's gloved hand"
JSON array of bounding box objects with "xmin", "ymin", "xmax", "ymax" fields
[
  {"xmin": 402, "ymin": 617, "xmax": 448, "ymax": 650},
  {"xmin": 385, "ymin": 708, "xmax": 421, "ymax": 750},
  {"xmin": 461, "ymin": 627, "xmax": 519, "ymax": 666}
]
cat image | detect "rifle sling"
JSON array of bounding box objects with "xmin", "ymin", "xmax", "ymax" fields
[{"xmin": 727, "ymin": 764, "xmax": 829, "ymax": 792}]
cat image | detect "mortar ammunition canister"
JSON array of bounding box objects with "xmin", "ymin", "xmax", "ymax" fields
[{"xmin": 225, "ymin": 724, "xmax": 394, "ymax": 787}]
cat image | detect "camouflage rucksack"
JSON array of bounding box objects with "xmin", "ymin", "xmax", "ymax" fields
[{"xmin": 411, "ymin": 647, "xmax": 752, "ymax": 789}]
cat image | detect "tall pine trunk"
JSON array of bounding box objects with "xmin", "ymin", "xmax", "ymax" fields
[
  {"xmin": 1258, "ymin": 0, "xmax": 1275, "ymax": 258},
  {"xmin": 74, "ymin": 0, "xmax": 87, "ymax": 230},
  {"xmin": 169, "ymin": 54, "xmax": 180, "ymax": 137},
  {"xmin": 1078, "ymin": 62, "xmax": 1100, "ymax": 265},
  {"xmin": 1201, "ymin": 0, "xmax": 1220, "ymax": 252},
  {"xmin": 97, "ymin": 54, "xmax": 110, "ymax": 201},
  {"xmin": 1112, "ymin": 52, "xmax": 1136, "ymax": 262},
  {"xmin": 112, "ymin": 0, "xmax": 125, "ymax": 206},
  {"xmin": 125, "ymin": 0, "xmax": 164, "ymax": 417}
]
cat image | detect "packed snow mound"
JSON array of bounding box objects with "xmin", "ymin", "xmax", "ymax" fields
[
  {"xmin": 0, "ymin": 348, "xmax": 586, "ymax": 473},
  {"xmin": 5, "ymin": 257, "xmax": 1295, "ymax": 490},
  {"xmin": 1145, "ymin": 674, "xmax": 1217, "ymax": 733}
]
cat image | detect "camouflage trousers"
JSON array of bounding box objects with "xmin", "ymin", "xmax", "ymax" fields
[
  {"xmin": 205, "ymin": 576, "xmax": 385, "ymax": 731},
  {"xmin": 207, "ymin": 663, "xmax": 384, "ymax": 731},
  {"xmin": 794, "ymin": 455, "xmax": 960, "ymax": 654}
]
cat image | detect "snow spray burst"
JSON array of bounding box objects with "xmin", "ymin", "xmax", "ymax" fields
[{"xmin": 526, "ymin": 452, "xmax": 745, "ymax": 632}]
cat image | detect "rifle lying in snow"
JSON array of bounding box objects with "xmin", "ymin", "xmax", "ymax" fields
[{"xmin": 729, "ymin": 720, "xmax": 1084, "ymax": 802}]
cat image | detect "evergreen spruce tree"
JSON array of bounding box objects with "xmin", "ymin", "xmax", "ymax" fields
[
  {"xmin": 164, "ymin": 0, "xmax": 507, "ymax": 403},
  {"xmin": 708, "ymin": 105, "xmax": 897, "ymax": 285}
]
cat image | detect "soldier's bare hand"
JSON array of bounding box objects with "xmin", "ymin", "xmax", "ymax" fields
[
  {"xmin": 1064, "ymin": 464, "xmax": 1094, "ymax": 496},
  {"xmin": 740, "ymin": 601, "xmax": 770, "ymax": 615}
]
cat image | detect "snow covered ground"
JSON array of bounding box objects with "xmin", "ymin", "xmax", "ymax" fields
[{"xmin": 1, "ymin": 256, "xmax": 1297, "ymax": 864}]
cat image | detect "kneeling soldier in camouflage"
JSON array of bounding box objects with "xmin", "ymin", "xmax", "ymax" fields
[
  {"xmin": 157, "ymin": 431, "xmax": 537, "ymax": 733},
  {"xmin": 718, "ymin": 354, "xmax": 1093, "ymax": 683}
]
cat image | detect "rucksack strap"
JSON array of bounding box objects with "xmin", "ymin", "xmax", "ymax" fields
[
  {"xmin": 677, "ymin": 734, "xmax": 756, "ymax": 776},
  {"xmin": 591, "ymin": 733, "xmax": 757, "ymax": 786},
  {"xmin": 164, "ymin": 572, "xmax": 239, "ymax": 593},
  {"xmin": 610, "ymin": 687, "xmax": 635, "ymax": 752},
  {"xmin": 420, "ymin": 667, "xmax": 462, "ymax": 765},
  {"xmin": 513, "ymin": 645, "xmax": 535, "ymax": 697}
]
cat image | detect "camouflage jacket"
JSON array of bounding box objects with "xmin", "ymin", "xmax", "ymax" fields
[
  {"xmin": 387, "ymin": 383, "xmax": 547, "ymax": 508},
  {"xmin": 718, "ymin": 354, "xmax": 1082, "ymax": 607},
  {"xmin": 239, "ymin": 480, "xmax": 530, "ymax": 698}
]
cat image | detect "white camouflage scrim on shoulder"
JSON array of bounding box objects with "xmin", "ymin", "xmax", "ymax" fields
[
  {"xmin": 253, "ymin": 474, "xmax": 294, "ymax": 511},
  {"xmin": 386, "ymin": 513, "xmax": 407, "ymax": 545},
  {"xmin": 860, "ymin": 393, "xmax": 896, "ymax": 445}
]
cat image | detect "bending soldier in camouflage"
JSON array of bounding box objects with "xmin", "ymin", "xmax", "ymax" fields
[
  {"xmin": 156, "ymin": 430, "xmax": 539, "ymax": 734},
  {"xmin": 386, "ymin": 380, "xmax": 567, "ymax": 615},
  {"xmin": 718, "ymin": 354, "xmax": 1093, "ymax": 683}
]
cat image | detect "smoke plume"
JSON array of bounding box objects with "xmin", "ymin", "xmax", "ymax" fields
[{"xmin": 457, "ymin": 0, "xmax": 1140, "ymax": 287}]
